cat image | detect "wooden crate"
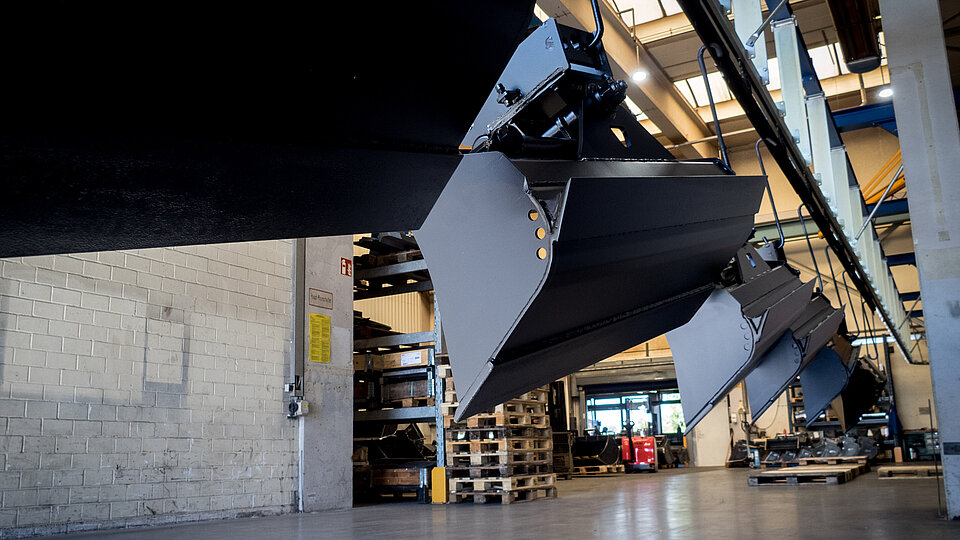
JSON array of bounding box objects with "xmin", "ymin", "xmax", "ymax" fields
[
  {"xmin": 382, "ymin": 379, "xmax": 429, "ymax": 403},
  {"xmin": 380, "ymin": 348, "xmax": 430, "ymax": 370},
  {"xmin": 372, "ymin": 467, "xmax": 422, "ymax": 486}
]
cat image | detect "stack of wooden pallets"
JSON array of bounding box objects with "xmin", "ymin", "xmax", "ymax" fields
[{"xmin": 440, "ymin": 365, "xmax": 556, "ymax": 504}]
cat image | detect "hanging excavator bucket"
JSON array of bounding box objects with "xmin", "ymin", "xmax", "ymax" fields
[
  {"xmin": 416, "ymin": 154, "xmax": 765, "ymax": 420},
  {"xmin": 801, "ymin": 349, "xmax": 854, "ymax": 427},
  {"xmin": 838, "ymin": 359, "xmax": 886, "ymax": 429},
  {"xmin": 745, "ymin": 294, "xmax": 846, "ymax": 420},
  {"xmin": 800, "ymin": 336, "xmax": 859, "ymax": 427},
  {"xmin": 667, "ymin": 245, "xmax": 815, "ymax": 430}
]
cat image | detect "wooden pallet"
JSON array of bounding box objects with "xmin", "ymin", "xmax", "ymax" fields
[
  {"xmin": 877, "ymin": 464, "xmax": 942, "ymax": 478},
  {"xmin": 445, "ymin": 462, "xmax": 553, "ymax": 479},
  {"xmin": 748, "ymin": 464, "xmax": 863, "ymax": 486},
  {"xmin": 450, "ymin": 485, "xmax": 557, "ymax": 505},
  {"xmin": 446, "ymin": 437, "xmax": 553, "ymax": 455},
  {"xmin": 760, "ymin": 461, "xmax": 801, "ymax": 469},
  {"xmin": 382, "ymin": 396, "xmax": 435, "ymax": 408},
  {"xmin": 449, "ymin": 473, "xmax": 556, "ymax": 493},
  {"xmin": 448, "ymin": 450, "xmax": 551, "ymax": 467},
  {"xmin": 446, "ymin": 425, "xmax": 553, "ymax": 441},
  {"xmin": 467, "ymin": 411, "xmax": 549, "ymax": 428},
  {"xmin": 441, "ymin": 403, "xmax": 459, "ymax": 417},
  {"xmin": 572, "ymin": 464, "xmax": 625, "ymax": 476},
  {"xmin": 799, "ymin": 456, "xmax": 868, "ymax": 466}
]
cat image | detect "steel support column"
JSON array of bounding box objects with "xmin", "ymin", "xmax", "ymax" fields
[{"xmin": 879, "ymin": 0, "xmax": 960, "ymax": 518}]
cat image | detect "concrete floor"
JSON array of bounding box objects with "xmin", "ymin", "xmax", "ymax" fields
[{"xmin": 61, "ymin": 467, "xmax": 958, "ymax": 539}]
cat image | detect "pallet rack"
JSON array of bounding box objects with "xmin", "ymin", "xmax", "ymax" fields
[{"xmin": 352, "ymin": 234, "xmax": 446, "ymax": 502}]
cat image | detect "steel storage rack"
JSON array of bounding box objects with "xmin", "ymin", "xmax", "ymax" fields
[{"xmin": 352, "ymin": 233, "xmax": 447, "ymax": 503}]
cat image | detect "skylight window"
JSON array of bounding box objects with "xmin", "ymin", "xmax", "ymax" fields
[{"xmin": 613, "ymin": 0, "xmax": 681, "ymax": 25}]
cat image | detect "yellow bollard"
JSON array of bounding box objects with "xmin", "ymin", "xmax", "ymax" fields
[{"xmin": 431, "ymin": 467, "xmax": 448, "ymax": 504}]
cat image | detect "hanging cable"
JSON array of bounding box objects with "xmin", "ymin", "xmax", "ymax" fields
[
  {"xmin": 756, "ymin": 139, "xmax": 784, "ymax": 248},
  {"xmin": 822, "ymin": 246, "xmax": 840, "ymax": 306},
  {"xmin": 797, "ymin": 205, "xmax": 823, "ymax": 293},
  {"xmin": 860, "ymin": 300, "xmax": 880, "ymax": 360},
  {"xmin": 841, "ymin": 272, "xmax": 862, "ymax": 337},
  {"xmin": 698, "ymin": 46, "xmax": 730, "ymax": 169},
  {"xmin": 587, "ymin": 0, "xmax": 604, "ymax": 50}
]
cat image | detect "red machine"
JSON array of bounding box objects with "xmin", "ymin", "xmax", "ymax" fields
[{"xmin": 622, "ymin": 436, "xmax": 657, "ymax": 471}]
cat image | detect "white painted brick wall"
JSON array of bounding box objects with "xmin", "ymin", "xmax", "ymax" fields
[{"xmin": 0, "ymin": 241, "xmax": 297, "ymax": 536}]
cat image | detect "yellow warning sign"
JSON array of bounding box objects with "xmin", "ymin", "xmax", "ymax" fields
[{"xmin": 309, "ymin": 313, "xmax": 331, "ymax": 363}]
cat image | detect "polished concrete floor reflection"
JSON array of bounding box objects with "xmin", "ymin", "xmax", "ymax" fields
[{"xmin": 62, "ymin": 467, "xmax": 958, "ymax": 539}]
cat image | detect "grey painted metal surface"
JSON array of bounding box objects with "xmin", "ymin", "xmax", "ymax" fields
[
  {"xmin": 418, "ymin": 153, "xmax": 765, "ymax": 420},
  {"xmin": 745, "ymin": 294, "xmax": 844, "ymax": 420},
  {"xmin": 353, "ymin": 332, "xmax": 436, "ymax": 350},
  {"xmin": 668, "ymin": 246, "xmax": 816, "ymax": 430},
  {"xmin": 800, "ymin": 346, "xmax": 855, "ymax": 427},
  {"xmin": 744, "ymin": 331, "xmax": 803, "ymax": 420},
  {"xmin": 462, "ymin": 19, "xmax": 571, "ymax": 147},
  {"xmin": 353, "ymin": 407, "xmax": 436, "ymax": 423}
]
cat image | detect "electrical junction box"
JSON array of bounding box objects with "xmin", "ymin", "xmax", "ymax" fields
[{"xmin": 288, "ymin": 399, "xmax": 309, "ymax": 418}]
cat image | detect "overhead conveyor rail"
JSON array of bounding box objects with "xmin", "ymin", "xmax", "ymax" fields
[{"xmin": 676, "ymin": 0, "xmax": 917, "ymax": 363}]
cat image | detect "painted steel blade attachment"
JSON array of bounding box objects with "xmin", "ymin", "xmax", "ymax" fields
[
  {"xmin": 417, "ymin": 155, "xmax": 765, "ymax": 420},
  {"xmin": 415, "ymin": 15, "xmax": 766, "ymax": 421},
  {"xmin": 668, "ymin": 245, "xmax": 846, "ymax": 431}
]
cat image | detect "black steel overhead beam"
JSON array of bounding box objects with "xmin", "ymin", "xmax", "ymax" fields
[{"xmin": 676, "ymin": 0, "xmax": 914, "ymax": 362}]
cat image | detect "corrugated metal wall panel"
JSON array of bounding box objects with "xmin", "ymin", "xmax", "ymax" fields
[{"xmin": 355, "ymin": 291, "xmax": 434, "ymax": 334}]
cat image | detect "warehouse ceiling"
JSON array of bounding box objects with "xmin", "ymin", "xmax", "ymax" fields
[{"xmin": 544, "ymin": 0, "xmax": 899, "ymax": 151}]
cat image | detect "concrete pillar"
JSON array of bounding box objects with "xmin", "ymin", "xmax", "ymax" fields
[
  {"xmin": 297, "ymin": 236, "xmax": 354, "ymax": 511},
  {"xmin": 878, "ymin": 0, "xmax": 960, "ymax": 518},
  {"xmin": 689, "ymin": 397, "xmax": 732, "ymax": 466}
]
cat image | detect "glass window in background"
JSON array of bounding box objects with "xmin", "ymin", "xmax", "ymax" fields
[{"xmin": 660, "ymin": 402, "xmax": 686, "ymax": 434}]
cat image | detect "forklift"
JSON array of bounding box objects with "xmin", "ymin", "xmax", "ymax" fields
[{"xmin": 622, "ymin": 400, "xmax": 657, "ymax": 472}]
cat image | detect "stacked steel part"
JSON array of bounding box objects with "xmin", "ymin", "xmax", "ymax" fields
[
  {"xmin": 667, "ymin": 245, "xmax": 815, "ymax": 428},
  {"xmin": 745, "ymin": 292, "xmax": 846, "ymax": 420},
  {"xmin": 837, "ymin": 359, "xmax": 887, "ymax": 429},
  {"xmin": 669, "ymin": 244, "xmax": 848, "ymax": 431},
  {"xmin": 798, "ymin": 335, "xmax": 859, "ymax": 427},
  {"xmin": 417, "ymin": 18, "xmax": 765, "ymax": 420}
]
